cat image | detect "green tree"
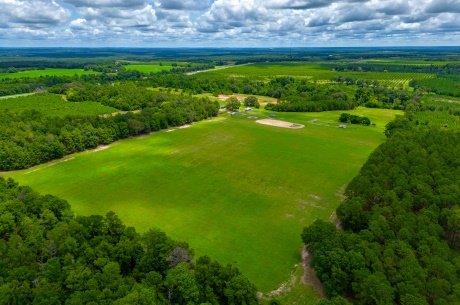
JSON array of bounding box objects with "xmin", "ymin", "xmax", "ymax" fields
[
  {"xmin": 165, "ymin": 263, "xmax": 200, "ymax": 305},
  {"xmin": 243, "ymin": 96, "xmax": 260, "ymax": 108},
  {"xmin": 226, "ymin": 97, "xmax": 241, "ymax": 111}
]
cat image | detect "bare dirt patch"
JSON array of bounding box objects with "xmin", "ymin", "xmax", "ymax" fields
[
  {"xmin": 301, "ymin": 247, "xmax": 326, "ymax": 298},
  {"xmin": 100, "ymin": 110, "xmax": 141, "ymax": 118},
  {"xmin": 258, "ymin": 247, "xmax": 326, "ymax": 300},
  {"xmin": 177, "ymin": 124, "xmax": 192, "ymax": 129},
  {"xmin": 256, "ymin": 119, "xmax": 305, "ymax": 129},
  {"xmin": 218, "ymin": 94, "xmax": 245, "ymax": 101},
  {"xmin": 298, "ymin": 199, "xmax": 327, "ymax": 210},
  {"xmin": 93, "ymin": 145, "xmax": 109, "ymax": 152},
  {"xmin": 308, "ymin": 194, "xmax": 324, "ymax": 201},
  {"xmin": 329, "ymin": 211, "xmax": 341, "ymax": 229},
  {"xmin": 334, "ymin": 184, "xmax": 347, "ymax": 200},
  {"xmin": 246, "ymin": 116, "xmax": 259, "ymax": 119}
]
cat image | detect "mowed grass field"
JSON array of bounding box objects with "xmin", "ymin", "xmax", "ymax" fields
[
  {"xmin": 124, "ymin": 65, "xmax": 173, "ymax": 73},
  {"xmin": 0, "ymin": 93, "xmax": 117, "ymax": 117},
  {"xmin": 0, "ymin": 68, "xmax": 99, "ymax": 79},
  {"xmin": 4, "ymin": 107, "xmax": 402, "ymax": 292},
  {"xmin": 203, "ymin": 63, "xmax": 434, "ymax": 86}
]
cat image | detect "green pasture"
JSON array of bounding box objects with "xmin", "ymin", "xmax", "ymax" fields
[
  {"xmin": 0, "ymin": 68, "xmax": 99, "ymax": 79},
  {"xmin": 0, "ymin": 93, "xmax": 117, "ymax": 117},
  {"xmin": 4, "ymin": 107, "xmax": 401, "ymax": 292},
  {"xmin": 124, "ymin": 65, "xmax": 173, "ymax": 73},
  {"xmin": 202, "ymin": 63, "xmax": 434, "ymax": 86}
]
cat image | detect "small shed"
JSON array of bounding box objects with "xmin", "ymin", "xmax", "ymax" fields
[
  {"xmin": 244, "ymin": 107, "xmax": 252, "ymax": 112},
  {"xmin": 339, "ymin": 124, "xmax": 347, "ymax": 128}
]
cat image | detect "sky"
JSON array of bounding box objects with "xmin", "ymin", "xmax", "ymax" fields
[{"xmin": 0, "ymin": 0, "xmax": 459, "ymax": 47}]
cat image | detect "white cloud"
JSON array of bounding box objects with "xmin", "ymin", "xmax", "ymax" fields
[
  {"xmin": 0, "ymin": 0, "xmax": 71, "ymax": 28},
  {"xmin": 0, "ymin": 0, "xmax": 459, "ymax": 46}
]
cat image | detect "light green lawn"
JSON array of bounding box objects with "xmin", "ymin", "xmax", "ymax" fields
[
  {"xmin": 4, "ymin": 107, "xmax": 401, "ymax": 292},
  {"xmin": 0, "ymin": 68, "xmax": 99, "ymax": 79}
]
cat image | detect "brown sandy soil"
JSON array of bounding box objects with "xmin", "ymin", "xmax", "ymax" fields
[
  {"xmin": 99, "ymin": 110, "xmax": 141, "ymax": 118},
  {"xmin": 218, "ymin": 94, "xmax": 245, "ymax": 101},
  {"xmin": 301, "ymin": 247, "xmax": 326, "ymax": 298},
  {"xmin": 93, "ymin": 145, "xmax": 109, "ymax": 152},
  {"xmin": 258, "ymin": 247, "xmax": 326, "ymax": 299},
  {"xmin": 256, "ymin": 119, "xmax": 305, "ymax": 129}
]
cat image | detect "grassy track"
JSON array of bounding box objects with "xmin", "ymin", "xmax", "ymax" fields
[
  {"xmin": 0, "ymin": 68, "xmax": 99, "ymax": 79},
  {"xmin": 124, "ymin": 65, "xmax": 173, "ymax": 73},
  {"xmin": 4, "ymin": 107, "xmax": 401, "ymax": 292},
  {"xmin": 0, "ymin": 93, "xmax": 117, "ymax": 117}
]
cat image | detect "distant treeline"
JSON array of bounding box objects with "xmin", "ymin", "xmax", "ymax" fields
[
  {"xmin": 0, "ymin": 177, "xmax": 258, "ymax": 304},
  {"xmin": 0, "ymin": 93, "xmax": 219, "ymax": 171},
  {"xmin": 325, "ymin": 63, "xmax": 460, "ymax": 75},
  {"xmin": 0, "ymin": 59, "xmax": 116, "ymax": 71}
]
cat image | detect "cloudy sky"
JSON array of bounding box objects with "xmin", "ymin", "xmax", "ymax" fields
[{"xmin": 0, "ymin": 0, "xmax": 459, "ymax": 47}]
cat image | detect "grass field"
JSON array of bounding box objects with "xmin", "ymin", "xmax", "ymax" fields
[
  {"xmin": 124, "ymin": 65, "xmax": 173, "ymax": 73},
  {"xmin": 0, "ymin": 93, "xmax": 117, "ymax": 117},
  {"xmin": 3, "ymin": 107, "xmax": 402, "ymax": 292},
  {"xmin": 0, "ymin": 68, "xmax": 99, "ymax": 79},
  {"xmin": 202, "ymin": 63, "xmax": 434, "ymax": 86}
]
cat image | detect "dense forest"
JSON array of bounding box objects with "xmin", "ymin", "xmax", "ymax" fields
[
  {"xmin": 302, "ymin": 106, "xmax": 460, "ymax": 304},
  {"xmin": 0, "ymin": 177, "xmax": 258, "ymax": 304}
]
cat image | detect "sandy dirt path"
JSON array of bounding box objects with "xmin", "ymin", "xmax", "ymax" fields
[{"xmin": 256, "ymin": 119, "xmax": 305, "ymax": 129}]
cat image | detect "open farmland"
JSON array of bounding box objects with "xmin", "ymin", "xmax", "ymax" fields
[
  {"xmin": 202, "ymin": 62, "xmax": 434, "ymax": 86},
  {"xmin": 0, "ymin": 93, "xmax": 117, "ymax": 117},
  {"xmin": 4, "ymin": 107, "xmax": 402, "ymax": 292},
  {"xmin": 0, "ymin": 68, "xmax": 99, "ymax": 79}
]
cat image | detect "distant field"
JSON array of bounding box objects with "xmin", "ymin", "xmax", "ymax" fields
[
  {"xmin": 124, "ymin": 65, "xmax": 173, "ymax": 73},
  {"xmin": 0, "ymin": 93, "xmax": 117, "ymax": 117},
  {"xmin": 202, "ymin": 62, "xmax": 434, "ymax": 86},
  {"xmin": 363, "ymin": 59, "xmax": 455, "ymax": 65},
  {"xmin": 4, "ymin": 107, "xmax": 402, "ymax": 292},
  {"xmin": 0, "ymin": 68, "xmax": 99, "ymax": 79}
]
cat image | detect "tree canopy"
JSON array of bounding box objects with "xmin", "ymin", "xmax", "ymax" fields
[{"xmin": 0, "ymin": 177, "xmax": 258, "ymax": 304}]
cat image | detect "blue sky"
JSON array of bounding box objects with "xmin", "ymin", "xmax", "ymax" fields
[{"xmin": 0, "ymin": 0, "xmax": 459, "ymax": 47}]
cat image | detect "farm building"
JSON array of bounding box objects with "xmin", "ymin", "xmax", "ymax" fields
[
  {"xmin": 339, "ymin": 124, "xmax": 347, "ymax": 128},
  {"xmin": 244, "ymin": 107, "xmax": 252, "ymax": 112}
]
